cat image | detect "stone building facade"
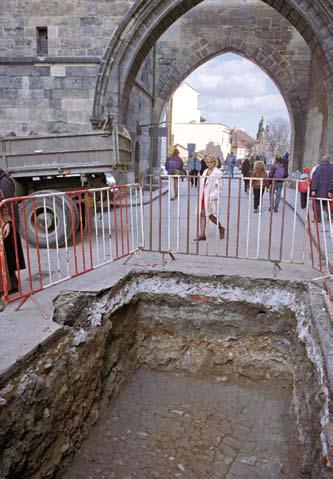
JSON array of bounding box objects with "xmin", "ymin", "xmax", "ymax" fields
[{"xmin": 0, "ymin": 0, "xmax": 332, "ymax": 177}]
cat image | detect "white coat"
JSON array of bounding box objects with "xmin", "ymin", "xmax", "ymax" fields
[{"xmin": 198, "ymin": 167, "xmax": 223, "ymax": 217}]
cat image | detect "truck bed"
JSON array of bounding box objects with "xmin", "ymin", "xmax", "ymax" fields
[{"xmin": 0, "ymin": 131, "xmax": 131, "ymax": 178}]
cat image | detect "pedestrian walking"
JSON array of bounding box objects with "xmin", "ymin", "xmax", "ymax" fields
[
  {"xmin": 195, "ymin": 156, "xmax": 225, "ymax": 241},
  {"xmin": 251, "ymin": 161, "xmax": 268, "ymax": 213},
  {"xmin": 310, "ymin": 155, "xmax": 333, "ymax": 222},
  {"xmin": 268, "ymin": 156, "xmax": 287, "ymax": 213},
  {"xmin": 188, "ymin": 152, "xmax": 201, "ymax": 187},
  {"xmin": 226, "ymin": 152, "xmax": 236, "ymax": 177},
  {"xmin": 200, "ymin": 155, "xmax": 208, "ymax": 176},
  {"xmin": 0, "ymin": 169, "xmax": 25, "ymax": 293},
  {"xmin": 165, "ymin": 148, "xmax": 184, "ymax": 200},
  {"xmin": 0, "ymin": 189, "xmax": 12, "ymax": 310},
  {"xmin": 298, "ymin": 167, "xmax": 311, "ymax": 209},
  {"xmin": 241, "ymin": 156, "xmax": 252, "ymax": 193},
  {"xmin": 249, "ymin": 155, "xmax": 256, "ymax": 171},
  {"xmin": 283, "ymin": 152, "xmax": 289, "ymax": 177}
]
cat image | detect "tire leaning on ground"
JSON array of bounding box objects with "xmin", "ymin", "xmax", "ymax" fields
[{"xmin": 21, "ymin": 193, "xmax": 78, "ymax": 249}]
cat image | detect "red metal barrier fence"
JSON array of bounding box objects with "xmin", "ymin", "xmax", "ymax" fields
[
  {"xmin": 0, "ymin": 176, "xmax": 331, "ymax": 313},
  {"xmin": 0, "ymin": 184, "xmax": 143, "ymax": 311},
  {"xmin": 142, "ymin": 174, "xmax": 332, "ymax": 275}
]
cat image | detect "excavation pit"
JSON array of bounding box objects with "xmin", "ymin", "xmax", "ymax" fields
[{"xmin": 0, "ymin": 272, "xmax": 332, "ymax": 479}]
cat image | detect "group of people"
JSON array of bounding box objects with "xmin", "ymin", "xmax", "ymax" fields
[
  {"xmin": 165, "ymin": 149, "xmax": 236, "ymax": 194},
  {"xmin": 241, "ymin": 155, "xmax": 289, "ymax": 213},
  {"xmin": 0, "ymin": 169, "xmax": 25, "ymax": 309},
  {"xmin": 165, "ymin": 146, "xmax": 333, "ymax": 242}
]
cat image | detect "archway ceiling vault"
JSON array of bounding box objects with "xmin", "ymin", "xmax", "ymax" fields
[
  {"xmin": 92, "ymin": 0, "xmax": 333, "ymax": 123},
  {"xmin": 156, "ymin": 35, "xmax": 309, "ymax": 120}
]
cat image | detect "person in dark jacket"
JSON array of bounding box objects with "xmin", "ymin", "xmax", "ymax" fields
[
  {"xmin": 188, "ymin": 152, "xmax": 201, "ymax": 187},
  {"xmin": 268, "ymin": 156, "xmax": 286, "ymax": 212},
  {"xmin": 241, "ymin": 157, "xmax": 252, "ymax": 193},
  {"xmin": 165, "ymin": 148, "xmax": 184, "ymax": 200},
  {"xmin": 0, "ymin": 188, "xmax": 12, "ymax": 309},
  {"xmin": 0, "ymin": 169, "xmax": 25, "ymax": 293},
  {"xmin": 200, "ymin": 156, "xmax": 208, "ymax": 176},
  {"xmin": 311, "ymin": 155, "xmax": 333, "ymax": 222}
]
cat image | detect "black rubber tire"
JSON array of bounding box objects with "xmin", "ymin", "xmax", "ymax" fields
[
  {"xmin": 22, "ymin": 195, "xmax": 75, "ymax": 249},
  {"xmin": 31, "ymin": 190, "xmax": 80, "ymax": 233}
]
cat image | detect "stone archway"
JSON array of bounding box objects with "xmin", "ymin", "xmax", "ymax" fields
[
  {"xmin": 152, "ymin": 16, "xmax": 311, "ymax": 168},
  {"xmin": 91, "ymin": 0, "xmax": 333, "ymax": 168}
]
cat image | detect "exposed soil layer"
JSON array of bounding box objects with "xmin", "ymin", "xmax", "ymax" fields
[
  {"xmin": 0, "ymin": 272, "xmax": 331, "ymax": 479},
  {"xmin": 62, "ymin": 369, "xmax": 299, "ymax": 479}
]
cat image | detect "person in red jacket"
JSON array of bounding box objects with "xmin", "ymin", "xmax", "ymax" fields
[{"xmin": 298, "ymin": 167, "xmax": 311, "ymax": 209}]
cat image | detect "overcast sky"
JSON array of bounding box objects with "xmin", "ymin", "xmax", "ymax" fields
[{"xmin": 185, "ymin": 53, "xmax": 290, "ymax": 138}]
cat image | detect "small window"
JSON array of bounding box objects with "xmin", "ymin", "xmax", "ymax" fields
[{"xmin": 37, "ymin": 27, "xmax": 48, "ymax": 56}]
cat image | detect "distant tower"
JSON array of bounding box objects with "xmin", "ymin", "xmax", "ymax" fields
[{"xmin": 256, "ymin": 117, "xmax": 265, "ymax": 142}]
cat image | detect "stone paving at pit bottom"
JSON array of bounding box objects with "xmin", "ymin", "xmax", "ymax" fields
[{"xmin": 62, "ymin": 369, "xmax": 300, "ymax": 479}]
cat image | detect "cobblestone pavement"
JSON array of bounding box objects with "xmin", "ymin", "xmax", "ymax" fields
[{"xmin": 62, "ymin": 369, "xmax": 300, "ymax": 479}]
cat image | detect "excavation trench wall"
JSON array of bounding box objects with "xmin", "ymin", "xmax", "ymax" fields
[{"xmin": 0, "ymin": 272, "xmax": 332, "ymax": 478}]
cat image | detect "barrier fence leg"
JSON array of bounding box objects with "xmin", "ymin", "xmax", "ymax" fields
[
  {"xmin": 123, "ymin": 250, "xmax": 147, "ymax": 268},
  {"xmin": 273, "ymin": 261, "xmax": 282, "ymax": 279},
  {"xmin": 162, "ymin": 252, "xmax": 176, "ymax": 267},
  {"xmin": 14, "ymin": 294, "xmax": 49, "ymax": 320}
]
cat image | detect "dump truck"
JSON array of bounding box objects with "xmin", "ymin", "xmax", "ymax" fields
[{"xmin": 0, "ymin": 128, "xmax": 132, "ymax": 247}]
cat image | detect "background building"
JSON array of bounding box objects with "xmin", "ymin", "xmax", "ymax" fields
[
  {"xmin": 171, "ymin": 83, "xmax": 231, "ymax": 161},
  {"xmin": 231, "ymin": 129, "xmax": 256, "ymax": 160}
]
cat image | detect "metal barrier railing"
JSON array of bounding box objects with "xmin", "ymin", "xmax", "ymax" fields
[
  {"xmin": 0, "ymin": 176, "xmax": 331, "ymax": 313},
  {"xmin": 308, "ymin": 197, "xmax": 333, "ymax": 275},
  {"xmin": 142, "ymin": 174, "xmax": 332, "ymax": 275},
  {"xmin": 0, "ymin": 184, "xmax": 143, "ymax": 312}
]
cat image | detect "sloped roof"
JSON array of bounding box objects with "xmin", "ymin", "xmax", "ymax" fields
[
  {"xmin": 234, "ymin": 129, "xmax": 256, "ymax": 148},
  {"xmin": 174, "ymin": 143, "xmax": 189, "ymax": 151}
]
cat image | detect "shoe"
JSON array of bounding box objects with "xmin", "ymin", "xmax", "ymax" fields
[
  {"xmin": 268, "ymin": 207, "xmax": 272, "ymax": 212},
  {"xmin": 311, "ymin": 219, "xmax": 321, "ymax": 223},
  {"xmin": 194, "ymin": 235, "xmax": 206, "ymax": 241},
  {"xmin": 8, "ymin": 287, "xmax": 19, "ymax": 295},
  {"xmin": 253, "ymin": 209, "xmax": 258, "ymax": 214},
  {"xmin": 274, "ymin": 208, "xmax": 278, "ymax": 213},
  {"xmin": 9, "ymin": 274, "xmax": 19, "ymax": 294},
  {"xmin": 219, "ymin": 226, "xmax": 225, "ymax": 240}
]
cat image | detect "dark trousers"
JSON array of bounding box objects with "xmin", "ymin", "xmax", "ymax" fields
[
  {"xmin": 300, "ymin": 192, "xmax": 308, "ymax": 209},
  {"xmin": 4, "ymin": 230, "xmax": 25, "ymax": 274},
  {"xmin": 270, "ymin": 182, "xmax": 283, "ymax": 210},
  {"xmin": 189, "ymin": 169, "xmax": 198, "ymax": 186},
  {"xmin": 253, "ymin": 188, "xmax": 264, "ymax": 210},
  {"xmin": 313, "ymin": 199, "xmax": 328, "ymax": 222},
  {"xmin": 244, "ymin": 179, "xmax": 250, "ymax": 192}
]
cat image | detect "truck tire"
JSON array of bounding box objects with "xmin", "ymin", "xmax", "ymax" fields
[
  {"xmin": 32, "ymin": 190, "xmax": 80, "ymax": 234},
  {"xmin": 22, "ymin": 195, "xmax": 75, "ymax": 249}
]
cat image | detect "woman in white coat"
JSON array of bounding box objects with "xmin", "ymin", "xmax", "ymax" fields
[{"xmin": 195, "ymin": 156, "xmax": 225, "ymax": 241}]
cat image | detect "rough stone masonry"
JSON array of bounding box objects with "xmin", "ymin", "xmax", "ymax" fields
[{"xmin": 0, "ymin": 272, "xmax": 333, "ymax": 478}]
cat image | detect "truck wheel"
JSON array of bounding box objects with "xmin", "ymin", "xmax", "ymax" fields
[
  {"xmin": 31, "ymin": 190, "xmax": 80, "ymax": 234},
  {"xmin": 22, "ymin": 195, "xmax": 75, "ymax": 249}
]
